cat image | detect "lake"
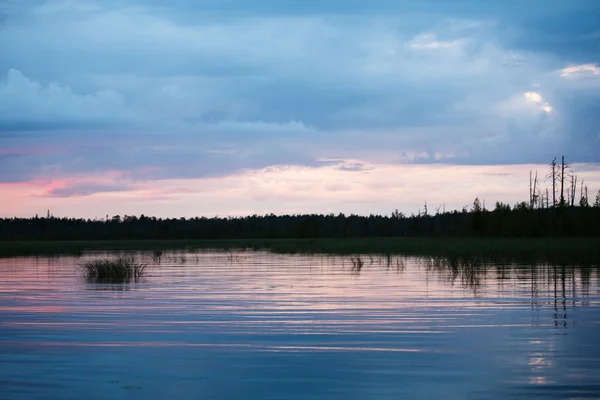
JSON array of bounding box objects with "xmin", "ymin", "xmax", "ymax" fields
[{"xmin": 1, "ymin": 250, "xmax": 599, "ymax": 399}]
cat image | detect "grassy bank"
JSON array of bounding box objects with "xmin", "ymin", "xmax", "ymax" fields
[{"xmin": 1, "ymin": 237, "xmax": 599, "ymax": 264}]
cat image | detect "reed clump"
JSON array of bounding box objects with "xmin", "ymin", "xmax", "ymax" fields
[
  {"xmin": 151, "ymin": 249, "xmax": 164, "ymax": 263},
  {"xmin": 79, "ymin": 255, "xmax": 147, "ymax": 282},
  {"xmin": 350, "ymin": 255, "xmax": 364, "ymax": 270}
]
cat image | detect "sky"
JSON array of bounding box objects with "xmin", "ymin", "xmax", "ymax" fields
[{"xmin": 1, "ymin": 0, "xmax": 599, "ymax": 218}]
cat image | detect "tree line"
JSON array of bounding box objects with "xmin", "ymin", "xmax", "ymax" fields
[{"xmin": 1, "ymin": 156, "xmax": 599, "ymax": 241}]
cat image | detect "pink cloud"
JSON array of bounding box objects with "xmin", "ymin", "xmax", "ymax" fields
[{"xmin": 1, "ymin": 161, "xmax": 599, "ymax": 218}]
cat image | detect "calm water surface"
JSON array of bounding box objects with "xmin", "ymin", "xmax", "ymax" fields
[{"xmin": 1, "ymin": 251, "xmax": 599, "ymax": 399}]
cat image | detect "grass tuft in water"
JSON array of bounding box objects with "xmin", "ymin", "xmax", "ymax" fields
[
  {"xmin": 350, "ymin": 255, "xmax": 364, "ymax": 270},
  {"xmin": 79, "ymin": 255, "xmax": 147, "ymax": 282},
  {"xmin": 151, "ymin": 249, "xmax": 164, "ymax": 263}
]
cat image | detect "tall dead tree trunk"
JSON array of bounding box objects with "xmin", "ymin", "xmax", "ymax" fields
[
  {"xmin": 549, "ymin": 157, "xmax": 557, "ymax": 208},
  {"xmin": 560, "ymin": 155, "xmax": 566, "ymax": 208},
  {"xmin": 533, "ymin": 171, "xmax": 538, "ymax": 208},
  {"xmin": 569, "ymin": 172, "xmax": 577, "ymax": 207},
  {"xmin": 580, "ymin": 180, "xmax": 589, "ymax": 207},
  {"xmin": 530, "ymin": 170, "xmax": 533, "ymax": 209},
  {"xmin": 528, "ymin": 170, "xmax": 539, "ymax": 209}
]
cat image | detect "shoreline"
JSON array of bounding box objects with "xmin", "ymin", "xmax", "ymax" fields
[{"xmin": 2, "ymin": 237, "xmax": 599, "ymax": 260}]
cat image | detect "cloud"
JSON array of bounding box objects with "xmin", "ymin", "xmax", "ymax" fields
[
  {"xmin": 3, "ymin": 161, "xmax": 600, "ymax": 218},
  {"xmin": 409, "ymin": 33, "xmax": 463, "ymax": 50},
  {"xmin": 560, "ymin": 63, "xmax": 600, "ymax": 78},
  {"xmin": 44, "ymin": 182, "xmax": 132, "ymax": 198},
  {"xmin": 523, "ymin": 91, "xmax": 553, "ymax": 113},
  {"xmin": 0, "ymin": 0, "xmax": 598, "ymax": 190},
  {"xmin": 0, "ymin": 69, "xmax": 134, "ymax": 130}
]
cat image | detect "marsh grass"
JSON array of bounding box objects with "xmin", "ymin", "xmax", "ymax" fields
[
  {"xmin": 151, "ymin": 249, "xmax": 164, "ymax": 263},
  {"xmin": 350, "ymin": 255, "xmax": 364, "ymax": 270},
  {"xmin": 419, "ymin": 255, "xmax": 497, "ymax": 288},
  {"xmin": 79, "ymin": 255, "xmax": 147, "ymax": 282}
]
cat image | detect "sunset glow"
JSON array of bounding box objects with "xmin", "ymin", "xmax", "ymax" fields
[{"xmin": 1, "ymin": 1, "xmax": 599, "ymax": 217}]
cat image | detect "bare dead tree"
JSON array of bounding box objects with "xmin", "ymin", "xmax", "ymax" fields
[
  {"xmin": 569, "ymin": 171, "xmax": 578, "ymax": 207},
  {"xmin": 533, "ymin": 171, "xmax": 538, "ymax": 208},
  {"xmin": 546, "ymin": 157, "xmax": 557, "ymax": 208},
  {"xmin": 529, "ymin": 170, "xmax": 533, "ymax": 209},
  {"xmin": 542, "ymin": 188, "xmax": 547, "ymax": 209},
  {"xmin": 580, "ymin": 181, "xmax": 589, "ymax": 207},
  {"xmin": 529, "ymin": 170, "xmax": 538, "ymax": 209},
  {"xmin": 559, "ymin": 155, "xmax": 567, "ymax": 208}
]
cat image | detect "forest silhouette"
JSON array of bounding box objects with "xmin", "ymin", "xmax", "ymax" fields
[
  {"xmin": 2, "ymin": 156, "xmax": 599, "ymax": 241},
  {"xmin": 2, "ymin": 196, "xmax": 599, "ymax": 241}
]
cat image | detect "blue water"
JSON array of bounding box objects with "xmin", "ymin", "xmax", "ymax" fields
[{"xmin": 1, "ymin": 251, "xmax": 599, "ymax": 399}]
